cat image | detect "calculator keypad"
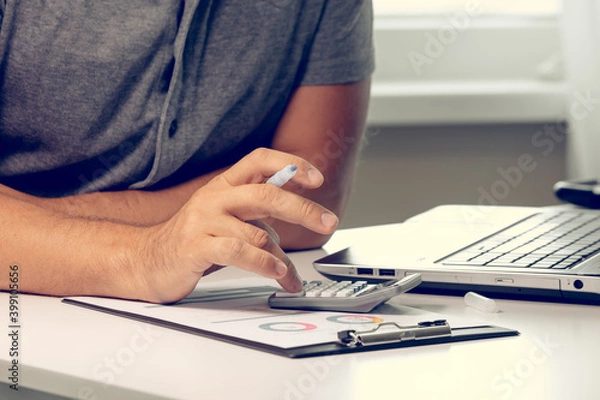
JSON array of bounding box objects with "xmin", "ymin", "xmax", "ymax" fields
[
  {"xmin": 277, "ymin": 280, "xmax": 379, "ymax": 298},
  {"xmin": 306, "ymin": 280, "xmax": 372, "ymax": 297},
  {"xmin": 268, "ymin": 274, "xmax": 422, "ymax": 313}
]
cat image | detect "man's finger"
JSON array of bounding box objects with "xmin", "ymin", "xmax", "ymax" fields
[
  {"xmin": 201, "ymin": 236, "xmax": 303, "ymax": 292},
  {"xmin": 223, "ymin": 184, "xmax": 339, "ymax": 235},
  {"xmin": 218, "ymin": 148, "xmax": 324, "ymax": 188}
]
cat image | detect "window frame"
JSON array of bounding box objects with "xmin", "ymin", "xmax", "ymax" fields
[{"xmin": 367, "ymin": 12, "xmax": 566, "ymax": 126}]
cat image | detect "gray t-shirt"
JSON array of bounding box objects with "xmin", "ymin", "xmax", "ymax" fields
[{"xmin": 0, "ymin": 0, "xmax": 374, "ymax": 196}]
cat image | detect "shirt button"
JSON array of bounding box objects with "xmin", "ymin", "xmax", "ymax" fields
[{"xmin": 168, "ymin": 120, "xmax": 178, "ymax": 137}]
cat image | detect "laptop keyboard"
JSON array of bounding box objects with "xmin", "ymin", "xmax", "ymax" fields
[{"xmin": 439, "ymin": 212, "xmax": 600, "ymax": 270}]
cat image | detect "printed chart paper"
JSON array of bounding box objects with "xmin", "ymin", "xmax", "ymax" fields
[{"xmin": 64, "ymin": 278, "xmax": 480, "ymax": 349}]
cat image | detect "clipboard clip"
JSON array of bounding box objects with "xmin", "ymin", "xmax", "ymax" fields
[{"xmin": 337, "ymin": 319, "xmax": 452, "ymax": 347}]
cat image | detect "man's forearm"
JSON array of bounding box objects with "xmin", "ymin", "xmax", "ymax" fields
[
  {"xmin": 0, "ymin": 193, "xmax": 149, "ymax": 299},
  {"xmin": 0, "ymin": 168, "xmax": 226, "ymax": 226}
]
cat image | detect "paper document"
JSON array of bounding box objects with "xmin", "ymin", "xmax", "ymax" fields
[{"xmin": 63, "ymin": 278, "xmax": 518, "ymax": 357}]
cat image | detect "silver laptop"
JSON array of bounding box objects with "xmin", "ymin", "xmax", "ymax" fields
[{"xmin": 313, "ymin": 205, "xmax": 600, "ymax": 303}]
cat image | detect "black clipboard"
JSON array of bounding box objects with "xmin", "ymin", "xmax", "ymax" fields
[{"xmin": 63, "ymin": 298, "xmax": 519, "ymax": 358}]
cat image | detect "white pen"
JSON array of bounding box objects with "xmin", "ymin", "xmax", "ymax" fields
[{"xmin": 266, "ymin": 165, "xmax": 297, "ymax": 187}]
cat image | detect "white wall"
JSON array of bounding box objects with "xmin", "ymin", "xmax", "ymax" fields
[{"xmin": 341, "ymin": 123, "xmax": 566, "ymax": 228}]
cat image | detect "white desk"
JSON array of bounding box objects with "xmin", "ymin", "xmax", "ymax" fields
[{"xmin": 2, "ymin": 224, "xmax": 600, "ymax": 400}]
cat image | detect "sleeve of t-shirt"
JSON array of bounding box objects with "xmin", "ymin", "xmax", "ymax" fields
[{"xmin": 300, "ymin": 0, "xmax": 375, "ymax": 86}]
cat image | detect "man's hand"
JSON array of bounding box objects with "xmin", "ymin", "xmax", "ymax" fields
[{"xmin": 136, "ymin": 148, "xmax": 338, "ymax": 303}]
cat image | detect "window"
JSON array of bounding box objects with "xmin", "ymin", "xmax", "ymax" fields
[{"xmin": 368, "ymin": 0, "xmax": 565, "ymax": 125}]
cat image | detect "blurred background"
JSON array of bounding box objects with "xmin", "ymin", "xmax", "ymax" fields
[{"xmin": 342, "ymin": 0, "xmax": 600, "ymax": 228}]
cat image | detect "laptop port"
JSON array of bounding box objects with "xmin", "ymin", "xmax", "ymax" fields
[
  {"xmin": 357, "ymin": 268, "xmax": 374, "ymax": 275},
  {"xmin": 378, "ymin": 269, "xmax": 396, "ymax": 277}
]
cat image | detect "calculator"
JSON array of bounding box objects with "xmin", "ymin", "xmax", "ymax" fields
[{"xmin": 268, "ymin": 274, "xmax": 422, "ymax": 313}]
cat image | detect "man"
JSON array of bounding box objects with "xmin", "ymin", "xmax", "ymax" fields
[{"xmin": 0, "ymin": 0, "xmax": 374, "ymax": 303}]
